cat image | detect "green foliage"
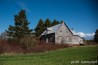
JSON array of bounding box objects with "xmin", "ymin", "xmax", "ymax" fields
[
  {"xmin": 34, "ymin": 19, "xmax": 45, "ymax": 36},
  {"xmin": 34, "ymin": 18, "xmax": 60, "ymax": 36},
  {"xmin": 6, "ymin": 10, "xmax": 32, "ymax": 42},
  {"xmin": 20, "ymin": 35, "xmax": 38, "ymax": 50},
  {"xmin": 94, "ymin": 29, "xmax": 98, "ymax": 42},
  {"xmin": 34, "ymin": 19, "xmax": 44, "ymax": 31},
  {"xmin": 44, "ymin": 18, "xmax": 51, "ymax": 27},
  {"xmin": 51, "ymin": 19, "xmax": 60, "ymax": 26}
]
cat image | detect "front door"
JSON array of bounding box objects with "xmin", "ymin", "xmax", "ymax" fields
[{"xmin": 46, "ymin": 38, "xmax": 48, "ymax": 43}]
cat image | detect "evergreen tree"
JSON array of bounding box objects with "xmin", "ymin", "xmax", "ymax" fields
[
  {"xmin": 6, "ymin": 10, "xmax": 32, "ymax": 41},
  {"xmin": 51, "ymin": 19, "xmax": 59, "ymax": 26},
  {"xmin": 34, "ymin": 19, "xmax": 44, "ymax": 36},
  {"xmin": 60, "ymin": 20, "xmax": 64, "ymax": 23},
  {"xmin": 94, "ymin": 29, "xmax": 98, "ymax": 42},
  {"xmin": 44, "ymin": 18, "xmax": 51, "ymax": 27}
]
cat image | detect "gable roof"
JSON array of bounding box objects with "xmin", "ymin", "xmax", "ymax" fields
[
  {"xmin": 41, "ymin": 24, "xmax": 62, "ymax": 35},
  {"xmin": 41, "ymin": 22, "xmax": 81, "ymax": 37}
]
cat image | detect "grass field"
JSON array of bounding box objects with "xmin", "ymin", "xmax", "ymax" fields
[{"xmin": 0, "ymin": 45, "xmax": 98, "ymax": 65}]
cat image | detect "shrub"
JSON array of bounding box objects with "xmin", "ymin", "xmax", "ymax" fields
[
  {"xmin": 0, "ymin": 39, "xmax": 9, "ymax": 54},
  {"xmin": 20, "ymin": 35, "xmax": 38, "ymax": 50},
  {"xmin": 0, "ymin": 44, "xmax": 4, "ymax": 54}
]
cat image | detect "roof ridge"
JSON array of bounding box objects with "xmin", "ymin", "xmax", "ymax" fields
[{"xmin": 47, "ymin": 23, "xmax": 61, "ymax": 28}]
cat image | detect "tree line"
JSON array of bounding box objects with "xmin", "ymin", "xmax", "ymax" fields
[
  {"xmin": 5, "ymin": 10, "xmax": 62, "ymax": 42},
  {"xmin": 34, "ymin": 18, "xmax": 63, "ymax": 36},
  {"xmin": 0, "ymin": 10, "xmax": 98, "ymax": 43}
]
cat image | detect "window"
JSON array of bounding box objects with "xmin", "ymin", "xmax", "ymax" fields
[{"xmin": 60, "ymin": 30, "xmax": 62, "ymax": 32}]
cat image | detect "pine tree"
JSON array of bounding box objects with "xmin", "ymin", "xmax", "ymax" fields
[
  {"xmin": 6, "ymin": 10, "xmax": 32, "ymax": 41},
  {"xmin": 34, "ymin": 19, "xmax": 44, "ymax": 36},
  {"xmin": 94, "ymin": 29, "xmax": 98, "ymax": 42},
  {"xmin": 44, "ymin": 18, "xmax": 51, "ymax": 27},
  {"xmin": 51, "ymin": 19, "xmax": 59, "ymax": 26}
]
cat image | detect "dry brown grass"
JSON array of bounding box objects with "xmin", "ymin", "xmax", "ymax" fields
[{"xmin": 0, "ymin": 39, "xmax": 73, "ymax": 54}]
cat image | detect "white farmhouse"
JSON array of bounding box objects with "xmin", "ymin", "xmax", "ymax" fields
[{"xmin": 40, "ymin": 22, "xmax": 84, "ymax": 45}]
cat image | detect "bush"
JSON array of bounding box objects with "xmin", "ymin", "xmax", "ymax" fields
[
  {"xmin": 85, "ymin": 40, "xmax": 96, "ymax": 45},
  {"xmin": 0, "ymin": 39, "xmax": 9, "ymax": 54},
  {"xmin": 20, "ymin": 35, "xmax": 38, "ymax": 50}
]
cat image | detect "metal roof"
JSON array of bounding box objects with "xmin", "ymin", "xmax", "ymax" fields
[
  {"xmin": 41, "ymin": 24, "xmax": 61, "ymax": 35},
  {"xmin": 41, "ymin": 23, "xmax": 79, "ymax": 36}
]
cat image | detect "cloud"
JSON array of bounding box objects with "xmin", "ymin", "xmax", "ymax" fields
[
  {"xmin": 15, "ymin": 0, "xmax": 31, "ymax": 14},
  {"xmin": 77, "ymin": 32, "xmax": 95, "ymax": 37},
  {"xmin": 71, "ymin": 30, "xmax": 95, "ymax": 40},
  {"xmin": 77, "ymin": 32, "xmax": 85, "ymax": 37}
]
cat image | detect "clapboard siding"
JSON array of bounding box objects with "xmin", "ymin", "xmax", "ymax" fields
[
  {"xmin": 40, "ymin": 22, "xmax": 84, "ymax": 44},
  {"xmin": 55, "ymin": 22, "xmax": 73, "ymax": 44}
]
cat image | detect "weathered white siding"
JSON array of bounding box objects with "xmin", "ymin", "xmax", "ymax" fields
[
  {"xmin": 41, "ymin": 22, "xmax": 84, "ymax": 44},
  {"xmin": 72, "ymin": 36, "xmax": 84, "ymax": 44},
  {"xmin": 72, "ymin": 36, "xmax": 79, "ymax": 44},
  {"xmin": 55, "ymin": 22, "xmax": 73, "ymax": 44}
]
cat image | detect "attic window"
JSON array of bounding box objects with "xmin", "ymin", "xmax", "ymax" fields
[{"xmin": 60, "ymin": 30, "xmax": 62, "ymax": 32}]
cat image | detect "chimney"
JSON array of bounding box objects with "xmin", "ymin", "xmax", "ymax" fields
[{"xmin": 61, "ymin": 20, "xmax": 64, "ymax": 24}]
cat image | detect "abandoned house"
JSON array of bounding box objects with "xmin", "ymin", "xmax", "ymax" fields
[{"xmin": 40, "ymin": 22, "xmax": 84, "ymax": 44}]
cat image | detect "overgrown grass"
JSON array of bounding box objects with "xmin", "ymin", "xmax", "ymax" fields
[{"xmin": 0, "ymin": 45, "xmax": 98, "ymax": 65}]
